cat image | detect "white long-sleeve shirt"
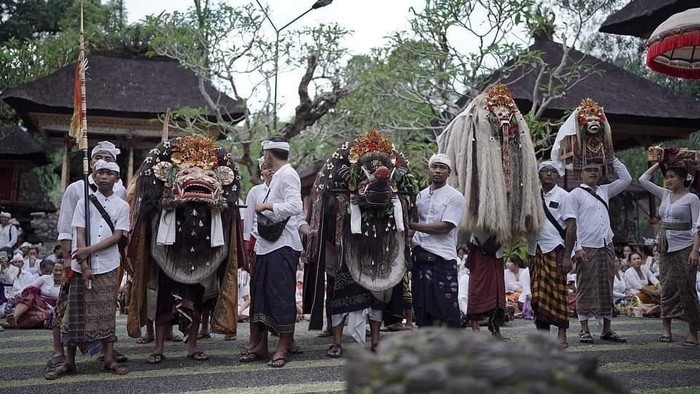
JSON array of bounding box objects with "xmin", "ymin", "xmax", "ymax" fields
[
  {"xmin": 71, "ymin": 191, "xmax": 130, "ymax": 275},
  {"xmin": 243, "ymin": 183, "xmax": 268, "ymax": 242},
  {"xmin": 639, "ymin": 168, "xmax": 699, "ymax": 253},
  {"xmin": 504, "ymin": 267, "xmax": 531, "ymax": 303},
  {"xmin": 0, "ymin": 224, "xmax": 18, "ymax": 249},
  {"xmin": 254, "ymin": 163, "xmax": 304, "ymax": 255},
  {"xmin": 562, "ymin": 158, "xmax": 632, "ymax": 249},
  {"xmin": 613, "ymin": 271, "xmax": 627, "ymax": 301},
  {"xmin": 624, "ymin": 266, "xmax": 660, "ymax": 291},
  {"xmin": 57, "ymin": 176, "xmax": 126, "ymax": 242}
]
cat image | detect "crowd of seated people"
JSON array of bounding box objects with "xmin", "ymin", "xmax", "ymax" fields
[{"xmin": 0, "ymin": 242, "xmax": 65, "ymax": 329}]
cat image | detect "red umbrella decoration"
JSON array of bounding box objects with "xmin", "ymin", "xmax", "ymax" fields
[{"xmin": 646, "ymin": 7, "xmax": 700, "ymax": 79}]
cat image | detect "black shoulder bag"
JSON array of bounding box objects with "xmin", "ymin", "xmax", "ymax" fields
[
  {"xmin": 541, "ymin": 190, "xmax": 566, "ymax": 240},
  {"xmin": 256, "ymin": 189, "xmax": 290, "ymax": 242},
  {"xmin": 88, "ymin": 194, "xmax": 129, "ymax": 254}
]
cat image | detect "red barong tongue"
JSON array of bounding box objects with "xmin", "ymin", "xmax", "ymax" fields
[{"xmin": 374, "ymin": 166, "xmax": 390, "ymax": 181}]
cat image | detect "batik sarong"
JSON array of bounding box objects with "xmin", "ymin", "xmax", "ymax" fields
[
  {"xmin": 466, "ymin": 246, "xmax": 506, "ymax": 320},
  {"xmin": 251, "ymin": 246, "xmax": 299, "ymax": 334},
  {"xmin": 61, "ymin": 270, "xmax": 118, "ymax": 356},
  {"xmin": 412, "ymin": 248, "xmax": 460, "ymax": 327},
  {"xmin": 660, "ymin": 245, "xmax": 700, "ymax": 327},
  {"xmin": 13, "ymin": 286, "xmax": 57, "ymax": 328},
  {"xmin": 529, "ymin": 245, "xmax": 569, "ymax": 329},
  {"xmin": 575, "ymin": 245, "xmax": 614, "ymax": 320}
]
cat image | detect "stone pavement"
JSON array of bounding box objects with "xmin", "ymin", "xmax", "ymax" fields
[{"xmin": 0, "ymin": 315, "xmax": 698, "ymax": 393}]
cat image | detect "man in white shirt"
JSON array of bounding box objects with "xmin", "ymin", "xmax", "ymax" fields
[
  {"xmin": 48, "ymin": 141, "xmax": 128, "ymax": 373},
  {"xmin": 46, "ymin": 160, "xmax": 129, "ymax": 379},
  {"xmin": 0, "ymin": 212, "xmax": 18, "ymax": 250},
  {"xmin": 240, "ymin": 137, "xmax": 303, "ymax": 369},
  {"xmin": 563, "ymin": 158, "xmax": 631, "ymax": 344},
  {"xmin": 527, "ymin": 160, "xmax": 571, "ymax": 347},
  {"xmin": 410, "ymin": 153, "xmax": 465, "ymax": 328}
]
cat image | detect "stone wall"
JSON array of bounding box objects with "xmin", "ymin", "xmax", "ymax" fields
[{"xmin": 28, "ymin": 211, "xmax": 59, "ymax": 245}]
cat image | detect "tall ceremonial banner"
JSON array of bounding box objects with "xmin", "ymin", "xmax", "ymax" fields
[
  {"xmin": 69, "ymin": 1, "xmax": 93, "ymax": 279},
  {"xmin": 437, "ymin": 83, "xmax": 542, "ymax": 244},
  {"xmin": 551, "ymin": 98, "xmax": 614, "ymax": 174}
]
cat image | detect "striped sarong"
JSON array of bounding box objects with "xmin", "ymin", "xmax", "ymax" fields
[
  {"xmin": 575, "ymin": 245, "xmax": 615, "ymax": 320},
  {"xmin": 61, "ymin": 270, "xmax": 118, "ymax": 356},
  {"xmin": 529, "ymin": 246, "xmax": 569, "ymax": 329},
  {"xmin": 659, "ymin": 245, "xmax": 700, "ymax": 327}
]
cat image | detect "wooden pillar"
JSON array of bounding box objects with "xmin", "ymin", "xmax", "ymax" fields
[
  {"xmin": 60, "ymin": 134, "xmax": 71, "ymax": 192},
  {"xmin": 127, "ymin": 142, "xmax": 134, "ymax": 185}
]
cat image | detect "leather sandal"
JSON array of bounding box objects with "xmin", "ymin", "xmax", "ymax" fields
[
  {"xmin": 44, "ymin": 363, "xmax": 75, "ymax": 380},
  {"xmin": 326, "ymin": 343, "xmax": 342, "ymax": 358}
]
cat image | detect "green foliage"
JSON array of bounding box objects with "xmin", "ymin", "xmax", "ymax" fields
[
  {"xmin": 30, "ymin": 138, "xmax": 64, "ymax": 205},
  {"xmin": 1, "ymin": 0, "xmax": 129, "ymax": 200},
  {"xmin": 504, "ymin": 237, "xmax": 528, "ymax": 264}
]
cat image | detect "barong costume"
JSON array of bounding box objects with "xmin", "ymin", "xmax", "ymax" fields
[
  {"xmin": 437, "ymin": 83, "xmax": 543, "ymax": 334},
  {"xmin": 126, "ymin": 135, "xmax": 243, "ymax": 340},
  {"xmin": 306, "ymin": 130, "xmax": 417, "ymax": 344}
]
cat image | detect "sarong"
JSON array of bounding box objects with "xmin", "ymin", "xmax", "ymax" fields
[
  {"xmin": 52, "ymin": 285, "xmax": 68, "ymax": 328},
  {"xmin": 251, "ymin": 246, "xmax": 299, "ymax": 334},
  {"xmin": 412, "ymin": 250, "xmax": 460, "ymax": 326},
  {"xmin": 575, "ymin": 245, "xmax": 615, "ymax": 320},
  {"xmin": 529, "ymin": 246, "xmax": 569, "ymax": 329},
  {"xmin": 61, "ymin": 270, "xmax": 118, "ymax": 356},
  {"xmin": 331, "ymin": 260, "xmax": 374, "ymax": 315},
  {"xmin": 659, "ymin": 245, "xmax": 700, "ymax": 327},
  {"xmin": 14, "ymin": 286, "xmax": 57, "ymax": 328},
  {"xmin": 465, "ymin": 245, "xmax": 506, "ymax": 320}
]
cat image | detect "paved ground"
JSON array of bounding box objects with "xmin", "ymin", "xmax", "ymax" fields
[{"xmin": 0, "ymin": 315, "xmax": 699, "ymax": 393}]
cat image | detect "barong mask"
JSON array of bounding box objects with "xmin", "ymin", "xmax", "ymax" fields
[
  {"xmin": 552, "ymin": 98, "xmax": 614, "ymax": 173},
  {"xmin": 436, "ymin": 83, "xmax": 543, "ymax": 244},
  {"xmin": 136, "ymin": 135, "xmax": 241, "ymax": 284},
  {"xmin": 307, "ymin": 129, "xmax": 418, "ymax": 292},
  {"xmin": 149, "ymin": 136, "xmax": 236, "ymax": 211}
]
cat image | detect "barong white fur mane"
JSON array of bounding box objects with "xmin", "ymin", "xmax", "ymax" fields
[{"xmin": 437, "ymin": 86, "xmax": 543, "ymax": 244}]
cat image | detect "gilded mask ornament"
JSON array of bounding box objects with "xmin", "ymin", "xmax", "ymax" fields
[{"xmin": 141, "ymin": 135, "xmax": 239, "ymax": 211}]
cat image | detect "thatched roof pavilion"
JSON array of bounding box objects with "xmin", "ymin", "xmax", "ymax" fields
[
  {"xmin": 1, "ymin": 53, "xmax": 246, "ymax": 189},
  {"xmin": 599, "ymin": 0, "xmax": 698, "ymax": 38},
  {"xmin": 0, "ymin": 126, "xmax": 47, "ymax": 165}
]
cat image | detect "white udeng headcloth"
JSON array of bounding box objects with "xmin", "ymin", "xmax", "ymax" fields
[
  {"xmin": 262, "ymin": 140, "xmax": 290, "ymax": 152},
  {"xmin": 429, "ymin": 153, "xmax": 452, "ymax": 170},
  {"xmin": 538, "ymin": 160, "xmax": 564, "ymax": 176},
  {"xmin": 91, "ymin": 141, "xmax": 121, "ymax": 159},
  {"xmin": 94, "ymin": 159, "xmax": 121, "ymax": 173}
]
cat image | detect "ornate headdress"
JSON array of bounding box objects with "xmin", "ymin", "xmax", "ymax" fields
[
  {"xmin": 577, "ymin": 98, "xmax": 606, "ymax": 124},
  {"xmin": 485, "ymin": 83, "xmax": 517, "ymax": 113}
]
